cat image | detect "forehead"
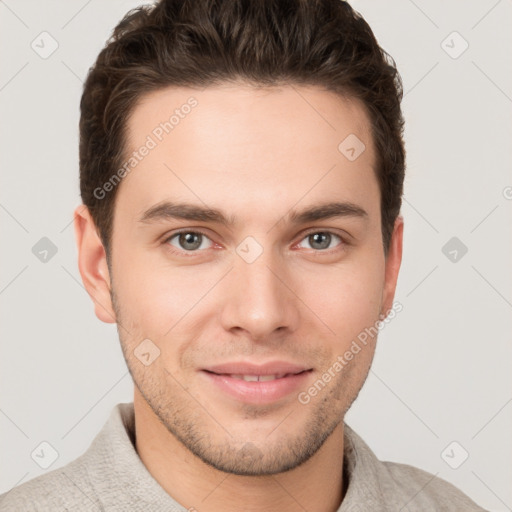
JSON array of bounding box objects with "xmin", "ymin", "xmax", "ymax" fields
[
  {"xmin": 126, "ymin": 83, "xmax": 373, "ymax": 154},
  {"xmin": 116, "ymin": 83, "xmax": 379, "ymax": 228}
]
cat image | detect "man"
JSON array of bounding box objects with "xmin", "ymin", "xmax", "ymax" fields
[{"xmin": 0, "ymin": 0, "xmax": 488, "ymax": 510}]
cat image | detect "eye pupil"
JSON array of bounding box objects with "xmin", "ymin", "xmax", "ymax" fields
[
  {"xmin": 179, "ymin": 232, "xmax": 202, "ymax": 250},
  {"xmin": 309, "ymin": 232, "xmax": 331, "ymax": 250}
]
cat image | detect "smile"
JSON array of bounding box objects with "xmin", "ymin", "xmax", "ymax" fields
[{"xmin": 200, "ymin": 368, "xmax": 313, "ymax": 404}]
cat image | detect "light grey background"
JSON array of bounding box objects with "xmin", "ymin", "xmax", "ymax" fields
[{"xmin": 1, "ymin": 1, "xmax": 511, "ymax": 510}]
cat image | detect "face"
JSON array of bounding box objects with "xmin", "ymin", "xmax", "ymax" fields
[{"xmin": 76, "ymin": 83, "xmax": 403, "ymax": 476}]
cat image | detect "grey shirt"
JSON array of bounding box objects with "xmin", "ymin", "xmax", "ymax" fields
[{"xmin": 0, "ymin": 402, "xmax": 488, "ymax": 511}]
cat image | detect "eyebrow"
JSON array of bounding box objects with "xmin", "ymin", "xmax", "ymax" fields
[{"xmin": 137, "ymin": 200, "xmax": 369, "ymax": 227}]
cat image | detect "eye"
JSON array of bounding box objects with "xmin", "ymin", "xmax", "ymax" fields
[
  {"xmin": 164, "ymin": 230, "xmax": 214, "ymax": 254},
  {"xmin": 162, "ymin": 229, "xmax": 347, "ymax": 257},
  {"xmin": 296, "ymin": 231, "xmax": 344, "ymax": 251}
]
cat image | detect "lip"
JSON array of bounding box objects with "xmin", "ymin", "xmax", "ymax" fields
[
  {"xmin": 200, "ymin": 361, "xmax": 313, "ymax": 405},
  {"xmin": 202, "ymin": 361, "xmax": 310, "ymax": 376}
]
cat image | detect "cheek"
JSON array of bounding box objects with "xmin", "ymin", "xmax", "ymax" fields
[
  {"xmin": 113, "ymin": 234, "xmax": 384, "ymax": 345},
  {"xmin": 296, "ymin": 258, "xmax": 384, "ymax": 343},
  {"xmin": 113, "ymin": 250, "xmax": 220, "ymax": 337}
]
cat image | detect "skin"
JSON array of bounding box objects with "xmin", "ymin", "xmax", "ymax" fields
[{"xmin": 74, "ymin": 83, "xmax": 403, "ymax": 512}]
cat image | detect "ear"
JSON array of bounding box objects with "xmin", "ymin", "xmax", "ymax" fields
[
  {"xmin": 73, "ymin": 204, "xmax": 116, "ymax": 324},
  {"xmin": 380, "ymin": 215, "xmax": 404, "ymax": 317}
]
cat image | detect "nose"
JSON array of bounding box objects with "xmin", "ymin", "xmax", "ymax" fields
[{"xmin": 219, "ymin": 245, "xmax": 300, "ymax": 341}]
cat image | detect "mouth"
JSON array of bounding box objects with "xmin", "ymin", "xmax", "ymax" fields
[
  {"xmin": 200, "ymin": 365, "xmax": 313, "ymax": 404},
  {"xmin": 203, "ymin": 370, "xmax": 309, "ymax": 381}
]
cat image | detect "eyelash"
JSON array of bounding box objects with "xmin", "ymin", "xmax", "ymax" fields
[{"xmin": 162, "ymin": 228, "xmax": 348, "ymax": 258}]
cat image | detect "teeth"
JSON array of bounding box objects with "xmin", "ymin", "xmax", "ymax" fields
[
  {"xmin": 258, "ymin": 375, "xmax": 278, "ymax": 382},
  {"xmin": 229, "ymin": 374, "xmax": 286, "ymax": 382}
]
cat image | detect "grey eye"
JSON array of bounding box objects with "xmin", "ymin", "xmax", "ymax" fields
[
  {"xmin": 168, "ymin": 232, "xmax": 212, "ymax": 251},
  {"xmin": 298, "ymin": 232, "xmax": 342, "ymax": 251}
]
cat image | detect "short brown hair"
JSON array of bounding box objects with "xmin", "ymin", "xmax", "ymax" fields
[{"xmin": 79, "ymin": 0, "xmax": 405, "ymax": 263}]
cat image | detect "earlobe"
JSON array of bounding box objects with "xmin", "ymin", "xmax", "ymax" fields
[
  {"xmin": 73, "ymin": 204, "xmax": 117, "ymax": 324},
  {"xmin": 381, "ymin": 215, "xmax": 404, "ymax": 317}
]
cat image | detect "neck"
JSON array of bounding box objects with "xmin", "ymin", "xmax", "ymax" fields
[{"xmin": 133, "ymin": 390, "xmax": 346, "ymax": 512}]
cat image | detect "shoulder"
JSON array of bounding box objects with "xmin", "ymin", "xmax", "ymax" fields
[
  {"xmin": 0, "ymin": 403, "xmax": 133, "ymax": 512},
  {"xmin": 379, "ymin": 459, "xmax": 488, "ymax": 511},
  {"xmin": 342, "ymin": 423, "xmax": 488, "ymax": 511},
  {"xmin": 0, "ymin": 455, "xmax": 100, "ymax": 511}
]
